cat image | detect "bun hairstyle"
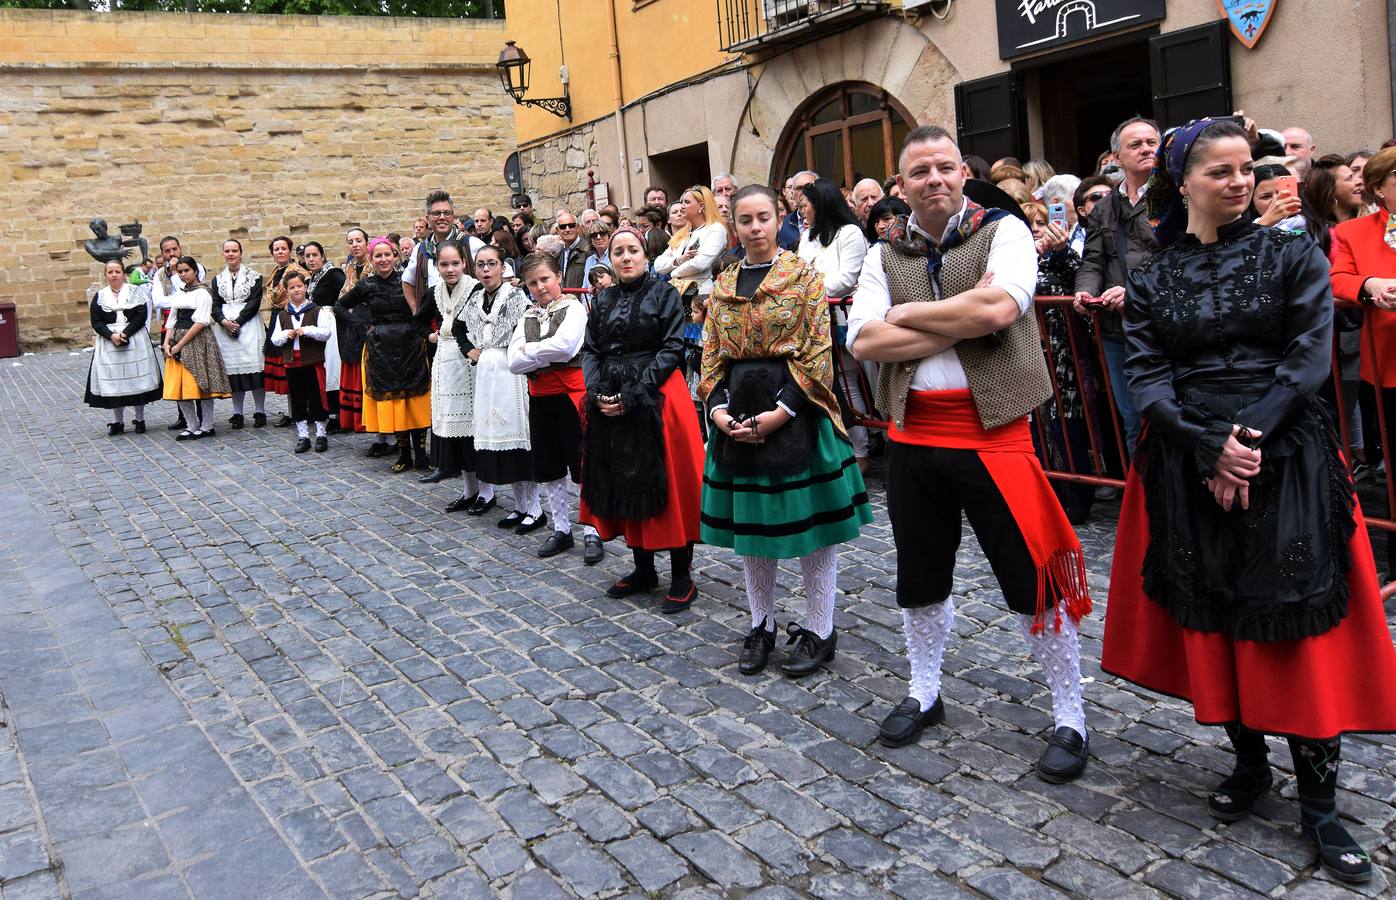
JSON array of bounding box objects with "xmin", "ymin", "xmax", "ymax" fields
[{"xmin": 1146, "ymin": 118, "xmax": 1250, "ymax": 249}]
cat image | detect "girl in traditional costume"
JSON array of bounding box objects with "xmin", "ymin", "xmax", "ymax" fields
[{"xmin": 162, "ymin": 255, "xmax": 231, "ymax": 440}]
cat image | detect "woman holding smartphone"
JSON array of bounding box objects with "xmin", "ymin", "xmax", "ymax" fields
[{"xmin": 1104, "ymin": 119, "xmax": 1396, "ymax": 885}]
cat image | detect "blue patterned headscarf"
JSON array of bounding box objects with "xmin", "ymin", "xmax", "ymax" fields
[{"xmin": 1147, "ymin": 117, "xmax": 1224, "ymax": 249}]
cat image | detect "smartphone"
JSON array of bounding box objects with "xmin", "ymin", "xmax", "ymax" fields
[
  {"xmin": 1275, "ymin": 174, "xmax": 1299, "ymax": 199},
  {"xmin": 1047, "ymin": 203, "xmax": 1068, "ymax": 229}
]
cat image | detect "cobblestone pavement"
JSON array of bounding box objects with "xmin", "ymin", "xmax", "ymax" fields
[{"xmin": 1, "ymin": 348, "xmax": 1394, "ymax": 900}]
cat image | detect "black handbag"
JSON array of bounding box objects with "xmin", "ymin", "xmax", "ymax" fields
[{"xmin": 715, "ymin": 359, "xmax": 813, "ymax": 474}]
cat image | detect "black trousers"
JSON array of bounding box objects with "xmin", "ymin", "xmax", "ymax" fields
[
  {"xmin": 885, "ymin": 441, "xmax": 1041, "ymax": 616},
  {"xmin": 286, "ymin": 366, "xmax": 327, "ymax": 423}
]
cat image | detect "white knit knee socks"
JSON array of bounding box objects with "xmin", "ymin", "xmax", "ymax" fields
[
  {"xmin": 742, "ymin": 556, "xmax": 777, "ymax": 631},
  {"xmin": 903, "ymin": 597, "xmax": 955, "ymax": 711},
  {"xmin": 799, "ymin": 545, "xmax": 838, "ymax": 639},
  {"xmin": 177, "ymin": 400, "xmax": 198, "ymax": 430},
  {"xmin": 513, "ymin": 481, "xmax": 540, "ymax": 516},
  {"xmin": 545, "ymin": 478, "xmax": 571, "ymax": 532},
  {"xmin": 1016, "ymin": 613, "xmax": 1087, "ymax": 738}
]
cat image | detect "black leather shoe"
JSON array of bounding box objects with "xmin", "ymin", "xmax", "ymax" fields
[
  {"xmin": 253, "ymin": 412, "xmax": 267, "ymax": 428},
  {"xmin": 294, "ymin": 438, "xmax": 311, "ymax": 454},
  {"xmin": 468, "ymin": 496, "xmax": 498, "ymax": 516},
  {"xmin": 107, "ymin": 422, "xmax": 125, "ymax": 436},
  {"xmin": 878, "ymin": 696, "xmax": 944, "ymax": 748},
  {"xmin": 167, "ymin": 417, "xmax": 187, "ymax": 431},
  {"xmin": 418, "ymin": 470, "xmax": 450, "ymax": 483},
  {"xmin": 779, "ymin": 623, "xmax": 836, "ymax": 678},
  {"xmin": 365, "ymin": 442, "xmax": 393, "ymax": 458},
  {"xmin": 275, "ymin": 414, "xmax": 293, "ymax": 428},
  {"xmin": 1036, "ymin": 726, "xmax": 1089, "ymax": 783},
  {"xmin": 175, "ymin": 429, "xmax": 199, "ymax": 442},
  {"xmin": 582, "ymin": 535, "xmax": 604, "ymax": 565},
  {"xmin": 497, "ymin": 510, "xmax": 526, "ymax": 529},
  {"xmin": 202, "ymin": 427, "xmax": 216, "ymax": 437},
  {"xmin": 313, "ymin": 436, "xmax": 327, "ymax": 453},
  {"xmin": 537, "ymin": 530, "xmax": 574, "ymax": 558},
  {"xmin": 229, "ymin": 413, "xmax": 245, "ymax": 430},
  {"xmin": 606, "ymin": 569, "xmax": 659, "ymax": 598},
  {"xmin": 514, "ymin": 512, "xmax": 548, "ymax": 535},
  {"xmin": 446, "ymin": 495, "xmax": 477, "ymax": 513},
  {"xmin": 738, "ymin": 621, "xmax": 776, "ymax": 675},
  {"xmin": 324, "ymin": 418, "xmax": 339, "ymax": 434},
  {"xmin": 133, "ymin": 420, "xmax": 146, "ymax": 434}
]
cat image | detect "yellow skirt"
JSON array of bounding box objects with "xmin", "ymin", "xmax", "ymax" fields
[
  {"xmin": 363, "ymin": 392, "xmax": 431, "ymax": 432},
  {"xmin": 163, "ymin": 357, "xmax": 231, "ymax": 401}
]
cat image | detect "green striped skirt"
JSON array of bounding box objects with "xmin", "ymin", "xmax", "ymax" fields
[{"xmin": 701, "ymin": 415, "xmax": 873, "ymax": 559}]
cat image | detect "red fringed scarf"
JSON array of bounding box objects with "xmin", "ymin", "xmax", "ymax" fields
[{"xmin": 892, "ymin": 389, "xmax": 1093, "ymax": 633}]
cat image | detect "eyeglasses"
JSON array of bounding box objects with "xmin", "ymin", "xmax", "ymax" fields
[
  {"xmin": 428, "ymin": 210, "xmax": 453, "ymax": 218},
  {"xmin": 557, "ymin": 222, "xmax": 578, "ymax": 230},
  {"xmin": 476, "ymin": 259, "xmax": 501, "ymax": 269},
  {"xmin": 1084, "ymin": 192, "xmax": 1111, "ymax": 203}
]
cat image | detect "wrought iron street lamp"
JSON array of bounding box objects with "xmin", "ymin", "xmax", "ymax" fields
[{"xmin": 496, "ymin": 41, "xmax": 572, "ymax": 120}]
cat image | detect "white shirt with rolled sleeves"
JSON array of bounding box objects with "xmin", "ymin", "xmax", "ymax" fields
[
  {"xmin": 846, "ymin": 201, "xmax": 1038, "ymax": 391},
  {"xmin": 506, "ymin": 296, "xmax": 587, "ymax": 376}
]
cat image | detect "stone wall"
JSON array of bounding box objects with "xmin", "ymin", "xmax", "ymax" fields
[
  {"xmin": 0, "ymin": 10, "xmax": 515, "ymax": 349},
  {"xmin": 518, "ymin": 122, "xmax": 597, "ymax": 219}
]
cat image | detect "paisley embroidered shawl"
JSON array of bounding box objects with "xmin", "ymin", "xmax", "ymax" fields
[{"xmin": 699, "ymin": 250, "xmax": 846, "ymax": 436}]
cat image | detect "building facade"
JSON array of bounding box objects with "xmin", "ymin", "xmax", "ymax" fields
[
  {"xmin": 1, "ymin": 10, "xmax": 513, "ymax": 348},
  {"xmin": 507, "ymin": 0, "xmax": 1392, "ymax": 216}
]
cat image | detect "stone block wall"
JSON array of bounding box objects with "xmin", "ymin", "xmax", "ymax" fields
[
  {"xmin": 0, "ymin": 10, "xmax": 516, "ymax": 349},
  {"xmin": 518, "ymin": 123, "xmax": 597, "ymax": 219}
]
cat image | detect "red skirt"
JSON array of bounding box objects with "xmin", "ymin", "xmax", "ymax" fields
[
  {"xmin": 581, "ymin": 371, "xmax": 704, "ymax": 550},
  {"xmin": 338, "ymin": 360, "xmax": 365, "ymax": 433},
  {"xmin": 1102, "ymin": 464, "xmax": 1396, "ymax": 739},
  {"xmin": 263, "ymin": 350, "xmax": 288, "ymax": 395}
]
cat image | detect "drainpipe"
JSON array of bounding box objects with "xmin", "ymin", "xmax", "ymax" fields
[{"xmin": 605, "ymin": 0, "xmax": 634, "ymax": 212}]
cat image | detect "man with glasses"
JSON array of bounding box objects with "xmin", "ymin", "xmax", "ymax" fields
[
  {"xmin": 404, "ymin": 190, "xmax": 484, "ymax": 311},
  {"xmin": 555, "ymin": 212, "xmax": 587, "ymax": 289}
]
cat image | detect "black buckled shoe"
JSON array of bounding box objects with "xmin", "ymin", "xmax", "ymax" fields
[
  {"xmin": 467, "ymin": 495, "xmax": 498, "ymax": 516},
  {"xmin": 1300, "ymin": 797, "xmax": 1373, "ymax": 884},
  {"xmin": 294, "ymin": 438, "xmax": 312, "ymax": 454},
  {"xmin": 365, "ymin": 441, "xmax": 393, "ymax": 458},
  {"xmin": 537, "ymin": 530, "xmax": 574, "ymax": 558},
  {"xmin": 167, "ymin": 416, "xmax": 187, "ymax": 431},
  {"xmin": 738, "ymin": 621, "xmax": 776, "ymax": 675},
  {"xmin": 1036, "ymin": 726, "xmax": 1089, "ymax": 783},
  {"xmin": 778, "ymin": 623, "xmax": 836, "ymax": 678},
  {"xmin": 515, "ymin": 512, "xmax": 548, "ymax": 535},
  {"xmin": 878, "ymin": 696, "xmax": 944, "ymax": 748},
  {"xmin": 446, "ymin": 495, "xmax": 477, "ymax": 514},
  {"xmin": 314, "ymin": 436, "xmax": 327, "ymax": 453},
  {"xmin": 133, "ymin": 420, "xmax": 146, "ymax": 434},
  {"xmin": 582, "ymin": 535, "xmax": 605, "ymax": 565},
  {"xmin": 497, "ymin": 510, "xmax": 526, "ymax": 529},
  {"xmin": 107, "ymin": 422, "xmax": 125, "ymax": 436},
  {"xmin": 229, "ymin": 413, "xmax": 245, "ymax": 430},
  {"xmin": 1207, "ymin": 765, "xmax": 1273, "ymax": 822},
  {"xmin": 275, "ymin": 413, "xmax": 293, "ymax": 428},
  {"xmin": 253, "ymin": 412, "xmax": 267, "ymax": 428}
]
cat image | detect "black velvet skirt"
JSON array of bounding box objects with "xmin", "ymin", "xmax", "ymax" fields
[{"xmin": 1137, "ymin": 383, "xmax": 1355, "ymax": 643}]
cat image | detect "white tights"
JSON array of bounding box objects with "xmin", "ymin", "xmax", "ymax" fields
[
  {"xmin": 740, "ymin": 546, "xmax": 839, "ymax": 639},
  {"xmin": 545, "ymin": 478, "xmax": 570, "ymax": 532},
  {"xmin": 513, "ymin": 481, "xmax": 541, "ymax": 517},
  {"xmin": 111, "ymin": 404, "xmax": 144, "ymax": 425}
]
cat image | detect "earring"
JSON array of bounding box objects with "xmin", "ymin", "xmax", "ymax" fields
[{"xmin": 1181, "ymin": 195, "xmax": 1189, "ymax": 207}]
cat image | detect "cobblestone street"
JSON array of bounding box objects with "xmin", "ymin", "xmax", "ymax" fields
[{"xmin": 1, "ymin": 348, "xmax": 1393, "ymax": 899}]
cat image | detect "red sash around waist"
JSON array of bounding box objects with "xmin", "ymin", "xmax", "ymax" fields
[
  {"xmin": 529, "ymin": 365, "xmax": 585, "ymax": 399},
  {"xmin": 890, "ymin": 389, "xmax": 1091, "ymax": 632}
]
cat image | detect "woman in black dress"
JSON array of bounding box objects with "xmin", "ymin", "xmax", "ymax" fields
[
  {"xmin": 334, "ymin": 236, "xmax": 433, "ymax": 473},
  {"xmin": 1102, "ymin": 118, "xmax": 1396, "ymax": 884}
]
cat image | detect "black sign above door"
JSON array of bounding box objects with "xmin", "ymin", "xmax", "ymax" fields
[{"xmin": 996, "ymin": 0, "xmax": 1167, "ymax": 59}]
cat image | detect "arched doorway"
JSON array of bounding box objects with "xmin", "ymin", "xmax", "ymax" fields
[{"xmin": 772, "ymin": 82, "xmax": 917, "ymax": 189}]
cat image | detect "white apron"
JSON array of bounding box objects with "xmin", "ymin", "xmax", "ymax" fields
[
  {"xmin": 430, "ymin": 277, "xmax": 482, "ymax": 438},
  {"xmin": 89, "ymin": 286, "xmax": 162, "ymax": 400},
  {"xmin": 467, "ymin": 284, "xmax": 531, "ymax": 453},
  {"xmin": 212, "ymin": 266, "xmax": 267, "ymax": 376}
]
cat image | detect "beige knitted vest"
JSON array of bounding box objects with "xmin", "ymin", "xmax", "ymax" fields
[{"xmin": 876, "ymin": 220, "xmax": 1051, "ymax": 430}]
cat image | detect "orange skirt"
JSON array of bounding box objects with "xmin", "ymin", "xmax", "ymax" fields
[{"xmin": 162, "ymin": 357, "xmax": 230, "ymax": 401}]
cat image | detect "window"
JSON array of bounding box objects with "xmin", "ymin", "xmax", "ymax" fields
[{"xmin": 773, "ymin": 82, "xmax": 916, "ymax": 189}]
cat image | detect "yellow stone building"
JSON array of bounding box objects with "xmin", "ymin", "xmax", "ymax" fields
[{"xmin": 506, "ymin": 0, "xmax": 1392, "ymax": 215}]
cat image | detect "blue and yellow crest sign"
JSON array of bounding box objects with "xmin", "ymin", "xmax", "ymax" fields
[{"xmin": 1217, "ymin": 0, "xmax": 1277, "ymax": 49}]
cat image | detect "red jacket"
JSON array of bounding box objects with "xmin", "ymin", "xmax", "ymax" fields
[{"xmin": 1329, "ymin": 211, "xmax": 1396, "ymax": 387}]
